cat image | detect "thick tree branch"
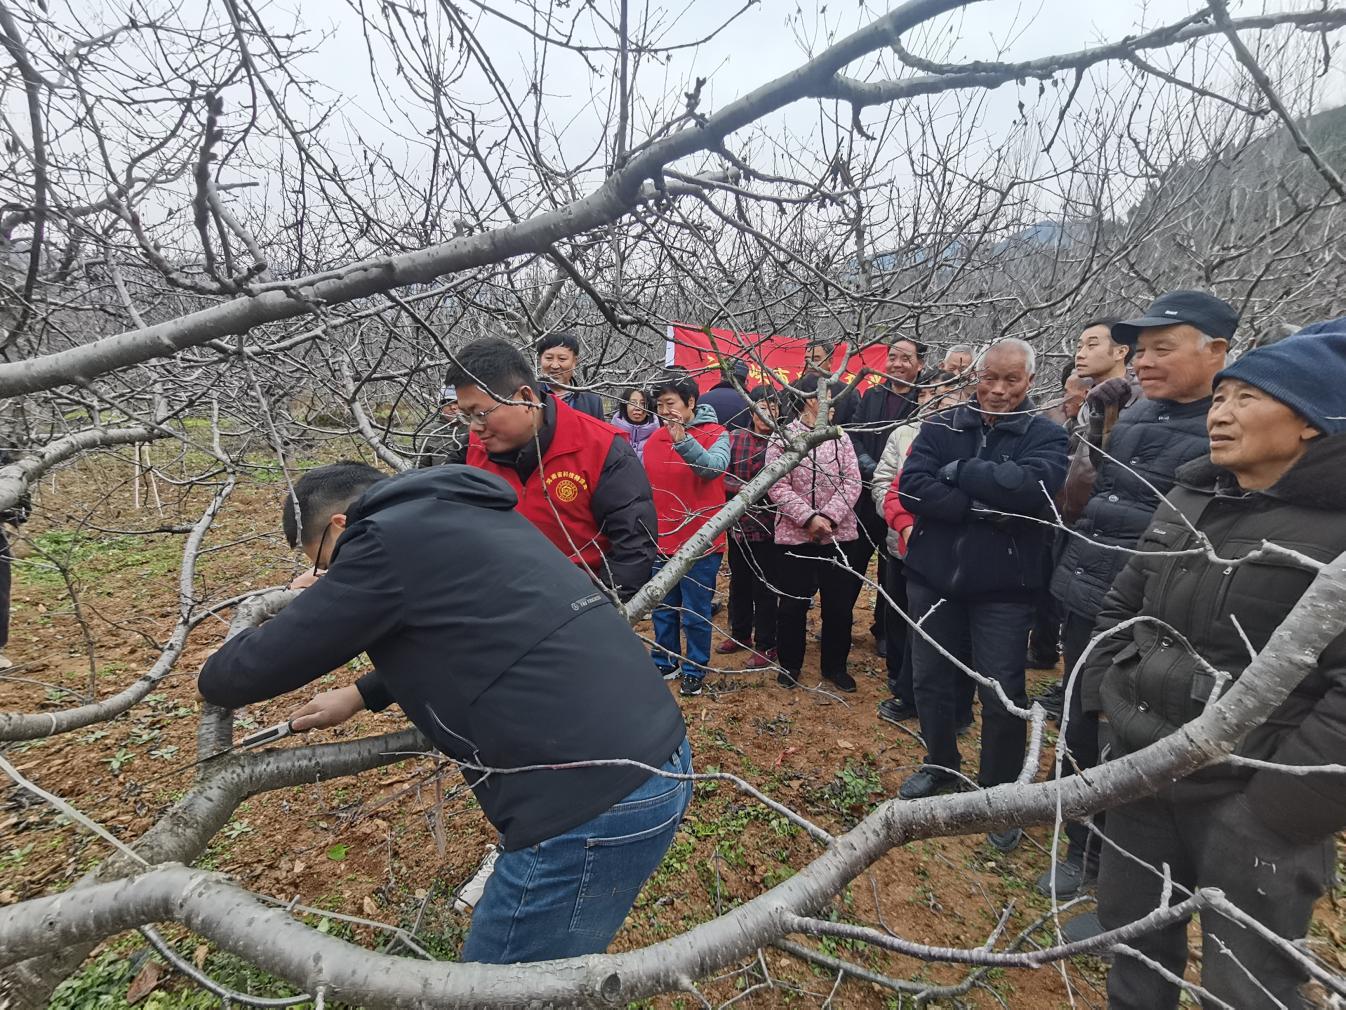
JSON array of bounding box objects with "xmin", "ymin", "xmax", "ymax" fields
[{"xmin": 2, "ymin": 548, "xmax": 1341, "ymax": 1007}]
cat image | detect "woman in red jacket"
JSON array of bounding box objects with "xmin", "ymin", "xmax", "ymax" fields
[{"xmin": 642, "ymin": 375, "xmax": 731, "ymax": 697}]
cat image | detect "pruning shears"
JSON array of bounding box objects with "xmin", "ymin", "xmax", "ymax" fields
[
  {"xmin": 136, "ymin": 720, "xmax": 297, "ymax": 787},
  {"xmin": 235, "ymin": 720, "xmax": 296, "ymax": 750}
]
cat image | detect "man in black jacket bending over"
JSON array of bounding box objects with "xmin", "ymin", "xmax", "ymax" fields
[{"xmin": 198, "ymin": 462, "xmax": 691, "ymax": 965}]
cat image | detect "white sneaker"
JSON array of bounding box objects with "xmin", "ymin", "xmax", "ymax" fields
[
  {"xmin": 453, "ymin": 845, "xmax": 500, "ymax": 913},
  {"xmin": 0, "ymin": 654, "xmax": 13, "ymax": 672}
]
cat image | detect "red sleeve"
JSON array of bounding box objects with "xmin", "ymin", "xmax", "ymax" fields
[{"xmin": 883, "ymin": 464, "xmax": 915, "ymax": 535}]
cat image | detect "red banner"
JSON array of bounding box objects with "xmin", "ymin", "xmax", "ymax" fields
[{"xmin": 666, "ymin": 323, "xmax": 891, "ymax": 393}]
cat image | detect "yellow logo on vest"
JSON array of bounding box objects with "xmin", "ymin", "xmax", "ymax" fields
[{"xmin": 545, "ymin": 469, "xmax": 589, "ymax": 503}]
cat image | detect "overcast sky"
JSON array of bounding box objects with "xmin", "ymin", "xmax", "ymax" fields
[
  {"xmin": 282, "ymin": 0, "xmax": 1340, "ymax": 179},
  {"xmin": 13, "ymin": 0, "xmax": 1340, "ymax": 241}
]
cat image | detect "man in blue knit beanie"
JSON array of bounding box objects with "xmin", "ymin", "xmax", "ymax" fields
[
  {"xmin": 1078, "ymin": 321, "xmax": 1346, "ymax": 1009},
  {"xmin": 1217, "ymin": 322, "xmax": 1346, "ymax": 436}
]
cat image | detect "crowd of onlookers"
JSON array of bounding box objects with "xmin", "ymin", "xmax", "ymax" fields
[{"xmin": 416, "ymin": 299, "xmax": 1345, "ymax": 1009}]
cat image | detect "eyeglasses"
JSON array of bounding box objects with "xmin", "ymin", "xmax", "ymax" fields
[
  {"xmin": 465, "ymin": 387, "xmax": 529, "ymax": 428},
  {"xmin": 465, "ymin": 401, "xmax": 508, "ymax": 428}
]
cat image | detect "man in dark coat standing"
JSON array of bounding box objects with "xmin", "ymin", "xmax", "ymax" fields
[
  {"xmin": 199, "ymin": 462, "xmax": 691, "ymax": 965},
  {"xmin": 537, "ymin": 331, "xmax": 608, "ymax": 419},
  {"xmin": 895, "ymin": 339, "xmax": 1067, "ymax": 853},
  {"xmin": 1043, "ymin": 291, "xmax": 1234, "ymax": 899},
  {"xmin": 699, "ymin": 358, "xmax": 753, "ymax": 430},
  {"xmin": 1079, "ymin": 326, "xmax": 1346, "ymax": 1010},
  {"xmin": 844, "ymin": 336, "xmax": 923, "ymax": 655}
]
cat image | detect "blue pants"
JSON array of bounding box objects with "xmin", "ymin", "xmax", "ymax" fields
[
  {"xmin": 650, "ymin": 553, "xmax": 722, "ymax": 679},
  {"xmin": 461, "ymin": 737, "xmax": 693, "ymax": 964}
]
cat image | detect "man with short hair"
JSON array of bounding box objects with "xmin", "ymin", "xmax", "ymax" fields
[
  {"xmin": 1081, "ymin": 326, "xmax": 1346, "ymax": 1008},
  {"xmin": 1043, "ymin": 291, "xmax": 1234, "ymax": 902},
  {"xmin": 803, "ymin": 339, "xmax": 834, "ymax": 377},
  {"xmin": 1073, "ymin": 317, "xmax": 1129, "ymax": 385},
  {"xmin": 643, "ymin": 375, "xmax": 731, "ymax": 696},
  {"xmin": 942, "ymin": 343, "xmax": 974, "ymax": 374},
  {"xmin": 415, "ymin": 385, "xmax": 468, "ymax": 468},
  {"xmin": 1058, "ymin": 316, "xmax": 1133, "ymax": 527},
  {"xmin": 896, "ymin": 339, "xmax": 1068, "ymax": 853},
  {"xmin": 198, "ymin": 462, "xmax": 691, "ymax": 965},
  {"xmin": 537, "ymin": 331, "xmax": 607, "ymax": 419},
  {"xmin": 1045, "ymin": 362, "xmax": 1089, "ymax": 431},
  {"xmin": 699, "ymin": 358, "xmax": 754, "ymax": 430},
  {"xmin": 453, "ymin": 338, "xmax": 656, "ymax": 601},
  {"xmin": 845, "ymin": 337, "xmax": 924, "ymax": 657}
]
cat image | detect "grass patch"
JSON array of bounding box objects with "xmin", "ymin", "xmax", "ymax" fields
[
  {"xmin": 17, "ymin": 530, "xmax": 182, "ymax": 588},
  {"xmin": 806, "ymin": 760, "xmax": 884, "ymax": 828}
]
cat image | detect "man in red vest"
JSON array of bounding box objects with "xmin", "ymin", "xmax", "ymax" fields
[
  {"xmin": 642, "ymin": 374, "xmax": 731, "ymax": 697},
  {"xmin": 450, "ymin": 338, "xmax": 657, "ymax": 601}
]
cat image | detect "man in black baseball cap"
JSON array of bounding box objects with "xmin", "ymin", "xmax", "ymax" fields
[
  {"xmin": 1043, "ymin": 289, "xmax": 1232, "ymax": 915},
  {"xmin": 1111, "ymin": 289, "xmax": 1239, "ymax": 346}
]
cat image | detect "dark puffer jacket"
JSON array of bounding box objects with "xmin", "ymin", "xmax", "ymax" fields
[
  {"xmin": 899, "ymin": 398, "xmax": 1068, "ymax": 599},
  {"xmin": 1081, "ymin": 434, "xmax": 1346, "ymax": 843},
  {"xmin": 1051, "ymin": 396, "xmax": 1212, "ymax": 621},
  {"xmin": 199, "ymin": 467, "xmax": 685, "ymax": 852}
]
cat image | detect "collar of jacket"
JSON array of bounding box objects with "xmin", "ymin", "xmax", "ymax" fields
[
  {"xmin": 689, "ymin": 402, "xmax": 720, "ymax": 427},
  {"xmin": 1175, "ymin": 431, "xmax": 1346, "ymax": 511},
  {"xmin": 783, "ymin": 418, "xmax": 838, "ymax": 437},
  {"xmin": 875, "ymin": 381, "xmax": 918, "ymax": 419},
  {"xmin": 1128, "ymin": 395, "xmax": 1212, "ymax": 422},
  {"xmin": 878, "ymin": 378, "xmax": 915, "ymax": 398},
  {"xmin": 949, "ymin": 397, "xmax": 1038, "ymax": 435},
  {"xmin": 610, "ymin": 411, "xmax": 657, "ymax": 437}
]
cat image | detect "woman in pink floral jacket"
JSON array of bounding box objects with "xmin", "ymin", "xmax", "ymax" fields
[{"xmin": 765, "ymin": 376, "xmax": 863, "ymax": 692}]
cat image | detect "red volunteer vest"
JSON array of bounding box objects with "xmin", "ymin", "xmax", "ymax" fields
[
  {"xmin": 643, "ymin": 422, "xmax": 727, "ymax": 557},
  {"xmin": 466, "ymin": 398, "xmax": 616, "ymax": 570}
]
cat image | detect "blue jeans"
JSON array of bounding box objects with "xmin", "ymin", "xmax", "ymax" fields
[
  {"xmin": 650, "ymin": 553, "xmax": 722, "ymax": 679},
  {"xmin": 907, "ymin": 581, "xmax": 1031, "ymax": 787},
  {"xmin": 461, "ymin": 737, "xmax": 693, "ymax": 963}
]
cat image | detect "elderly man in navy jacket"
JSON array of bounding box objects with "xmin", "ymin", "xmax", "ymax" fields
[{"xmin": 896, "ymin": 338, "xmax": 1067, "ymax": 852}]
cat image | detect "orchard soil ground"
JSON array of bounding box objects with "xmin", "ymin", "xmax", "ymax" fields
[{"xmin": 1, "ymin": 457, "xmax": 1343, "ymax": 1009}]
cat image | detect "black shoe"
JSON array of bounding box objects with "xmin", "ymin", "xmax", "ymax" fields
[
  {"xmin": 680, "ymin": 676, "xmax": 704, "ymax": 697},
  {"xmin": 710, "ymin": 601, "xmax": 723, "ymax": 617},
  {"xmin": 1035, "ymin": 681, "xmax": 1066, "ymax": 717},
  {"xmin": 987, "ymin": 827, "xmax": 1022, "ymax": 852},
  {"xmin": 1060, "ymin": 911, "xmax": 1106, "ymax": 946},
  {"xmin": 877, "ymin": 697, "xmax": 918, "ymax": 724},
  {"xmin": 822, "ymin": 669, "xmax": 857, "ymax": 693},
  {"xmin": 1035, "ymin": 855, "xmax": 1094, "ymax": 899},
  {"xmin": 777, "ymin": 670, "xmax": 799, "ymax": 689},
  {"xmin": 898, "ymin": 770, "xmax": 956, "ymax": 800},
  {"xmin": 1026, "ymin": 651, "xmax": 1060, "ymax": 669},
  {"xmin": 956, "ymin": 718, "xmax": 974, "ymax": 738},
  {"xmin": 875, "ymin": 637, "xmax": 888, "ymax": 659}
]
